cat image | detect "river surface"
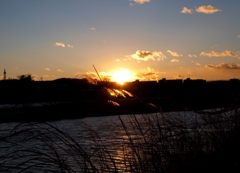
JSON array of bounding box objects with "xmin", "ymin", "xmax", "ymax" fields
[{"xmin": 0, "ymin": 109, "xmax": 236, "ymax": 172}]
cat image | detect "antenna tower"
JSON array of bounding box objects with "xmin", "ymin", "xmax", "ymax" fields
[{"xmin": 3, "ymin": 69, "xmax": 6, "ymax": 80}]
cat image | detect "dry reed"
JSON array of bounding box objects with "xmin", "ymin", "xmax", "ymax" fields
[{"xmin": 0, "ymin": 107, "xmax": 240, "ymax": 172}]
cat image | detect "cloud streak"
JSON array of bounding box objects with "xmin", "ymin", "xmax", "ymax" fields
[
  {"xmin": 171, "ymin": 59, "xmax": 179, "ymax": 62},
  {"xmin": 200, "ymin": 50, "xmax": 237, "ymax": 57},
  {"xmin": 131, "ymin": 0, "xmax": 150, "ymax": 4},
  {"xmin": 206, "ymin": 63, "xmax": 240, "ymax": 69},
  {"xmin": 54, "ymin": 42, "xmax": 65, "ymax": 47},
  {"xmin": 195, "ymin": 62, "xmax": 201, "ymax": 66},
  {"xmin": 68, "ymin": 44, "xmax": 73, "ymax": 48},
  {"xmin": 54, "ymin": 42, "xmax": 73, "ymax": 48},
  {"xmin": 188, "ymin": 54, "xmax": 197, "ymax": 58},
  {"xmin": 127, "ymin": 50, "xmax": 166, "ymax": 61},
  {"xmin": 57, "ymin": 69, "xmax": 63, "ymax": 72},
  {"xmin": 167, "ymin": 50, "xmax": 182, "ymax": 57}
]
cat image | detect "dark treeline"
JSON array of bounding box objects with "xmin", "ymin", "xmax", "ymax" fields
[
  {"xmin": 0, "ymin": 78, "xmax": 100, "ymax": 104},
  {"xmin": 0, "ymin": 77, "xmax": 239, "ymax": 122},
  {"xmin": 0, "ymin": 77, "xmax": 239, "ymax": 108}
]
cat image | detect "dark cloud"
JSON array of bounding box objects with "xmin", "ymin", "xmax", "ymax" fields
[{"xmin": 138, "ymin": 51, "xmax": 153, "ymax": 58}]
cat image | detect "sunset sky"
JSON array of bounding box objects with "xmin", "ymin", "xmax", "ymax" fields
[{"xmin": 1, "ymin": 0, "xmax": 240, "ymax": 82}]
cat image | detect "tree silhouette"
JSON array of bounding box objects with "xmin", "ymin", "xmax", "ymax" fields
[{"xmin": 17, "ymin": 74, "xmax": 33, "ymax": 81}]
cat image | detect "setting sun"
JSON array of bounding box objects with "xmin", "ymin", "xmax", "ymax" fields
[{"xmin": 111, "ymin": 69, "xmax": 135, "ymax": 85}]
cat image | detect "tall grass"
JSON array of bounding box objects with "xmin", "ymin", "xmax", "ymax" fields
[{"xmin": 0, "ymin": 107, "xmax": 240, "ymax": 172}]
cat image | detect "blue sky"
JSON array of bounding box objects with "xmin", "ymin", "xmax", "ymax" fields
[{"xmin": 1, "ymin": 0, "xmax": 240, "ymax": 81}]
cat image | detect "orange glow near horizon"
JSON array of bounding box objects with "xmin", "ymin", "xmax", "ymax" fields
[{"xmin": 111, "ymin": 69, "xmax": 135, "ymax": 85}]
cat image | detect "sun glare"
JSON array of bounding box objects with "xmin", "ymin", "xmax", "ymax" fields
[{"xmin": 111, "ymin": 69, "xmax": 135, "ymax": 85}]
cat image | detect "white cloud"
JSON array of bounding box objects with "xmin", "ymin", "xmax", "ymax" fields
[
  {"xmin": 167, "ymin": 50, "xmax": 182, "ymax": 57},
  {"xmin": 67, "ymin": 44, "xmax": 74, "ymax": 48},
  {"xmin": 57, "ymin": 69, "xmax": 63, "ymax": 72},
  {"xmin": 195, "ymin": 62, "xmax": 201, "ymax": 66},
  {"xmin": 127, "ymin": 50, "xmax": 166, "ymax": 61},
  {"xmin": 54, "ymin": 42, "xmax": 65, "ymax": 47},
  {"xmin": 181, "ymin": 7, "xmax": 193, "ymax": 14},
  {"xmin": 188, "ymin": 54, "xmax": 197, "ymax": 58},
  {"xmin": 90, "ymin": 27, "xmax": 96, "ymax": 31},
  {"xmin": 136, "ymin": 67, "xmax": 160, "ymax": 81},
  {"xmin": 31, "ymin": 74, "xmax": 38, "ymax": 80},
  {"xmin": 115, "ymin": 59, "xmax": 120, "ymax": 62},
  {"xmin": 196, "ymin": 5, "xmax": 221, "ymax": 14},
  {"xmin": 129, "ymin": 0, "xmax": 150, "ymax": 5},
  {"xmin": 171, "ymin": 59, "xmax": 179, "ymax": 62},
  {"xmin": 42, "ymin": 75, "xmax": 49, "ymax": 78},
  {"xmin": 44, "ymin": 68, "xmax": 50, "ymax": 71},
  {"xmin": 129, "ymin": 3, "xmax": 134, "ymax": 6},
  {"xmin": 54, "ymin": 42, "xmax": 73, "ymax": 48},
  {"xmin": 200, "ymin": 50, "xmax": 237, "ymax": 57}
]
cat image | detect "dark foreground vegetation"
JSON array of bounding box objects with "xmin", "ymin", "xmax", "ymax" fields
[
  {"xmin": 0, "ymin": 77, "xmax": 240, "ymax": 122},
  {"xmin": 1, "ymin": 77, "xmax": 240, "ymax": 172},
  {"xmin": 0, "ymin": 108, "xmax": 240, "ymax": 172}
]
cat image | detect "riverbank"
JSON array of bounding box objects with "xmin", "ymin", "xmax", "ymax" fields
[
  {"xmin": 0, "ymin": 95, "xmax": 238, "ymax": 123},
  {"xmin": 0, "ymin": 98, "xmax": 157, "ymax": 123}
]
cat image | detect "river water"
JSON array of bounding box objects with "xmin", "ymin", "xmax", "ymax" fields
[
  {"xmin": 0, "ymin": 113, "xmax": 152, "ymax": 172},
  {"xmin": 0, "ymin": 109, "xmax": 237, "ymax": 172}
]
